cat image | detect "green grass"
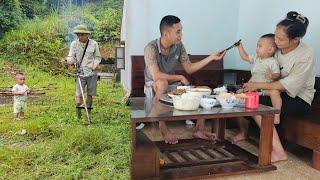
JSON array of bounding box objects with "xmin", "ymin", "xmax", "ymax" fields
[{"xmin": 0, "ymin": 58, "xmax": 130, "ymax": 179}]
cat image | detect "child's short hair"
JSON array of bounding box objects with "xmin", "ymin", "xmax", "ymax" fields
[
  {"xmin": 260, "ymin": 33, "xmax": 277, "ymax": 49},
  {"xmin": 15, "ymin": 72, "xmax": 25, "ymax": 76}
]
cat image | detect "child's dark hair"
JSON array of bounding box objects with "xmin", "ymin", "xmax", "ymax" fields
[
  {"xmin": 160, "ymin": 15, "xmax": 181, "ymax": 35},
  {"xmin": 261, "ymin": 33, "xmax": 276, "ymax": 48},
  {"xmin": 277, "ymin": 11, "xmax": 309, "ymax": 39}
]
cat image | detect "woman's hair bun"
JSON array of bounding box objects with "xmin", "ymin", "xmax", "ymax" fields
[{"xmin": 286, "ymin": 11, "xmax": 309, "ymax": 28}]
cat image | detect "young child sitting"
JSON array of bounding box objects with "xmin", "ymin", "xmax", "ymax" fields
[
  {"xmin": 236, "ymin": 33, "xmax": 281, "ymax": 124},
  {"xmin": 11, "ymin": 72, "xmax": 30, "ymax": 120}
]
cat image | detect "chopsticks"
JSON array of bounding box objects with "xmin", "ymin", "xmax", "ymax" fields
[{"xmin": 224, "ymin": 39, "xmax": 241, "ymax": 51}]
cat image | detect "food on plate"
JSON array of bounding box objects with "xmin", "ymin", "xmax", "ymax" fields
[
  {"xmin": 217, "ymin": 92, "xmax": 235, "ymax": 99},
  {"xmin": 171, "ymin": 88, "xmax": 186, "ymax": 95},
  {"xmin": 235, "ymin": 93, "xmax": 246, "ymax": 99},
  {"xmin": 196, "ymin": 86, "xmax": 211, "ymax": 89},
  {"xmin": 191, "ymin": 88, "xmax": 211, "ymax": 92},
  {"xmin": 213, "ymin": 86, "xmax": 228, "ymax": 95},
  {"xmin": 177, "ymin": 85, "xmax": 195, "ymax": 90},
  {"xmin": 186, "ymin": 88, "xmax": 212, "ymax": 97},
  {"xmin": 159, "ymin": 159, "xmax": 166, "ymax": 166}
]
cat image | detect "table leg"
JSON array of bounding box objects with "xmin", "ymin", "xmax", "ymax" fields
[
  {"xmin": 131, "ymin": 121, "xmax": 136, "ymax": 179},
  {"xmin": 131, "ymin": 121, "xmax": 137, "ymax": 148},
  {"xmin": 212, "ymin": 118, "xmax": 226, "ymax": 140},
  {"xmin": 131, "ymin": 122, "xmax": 160, "ymax": 179},
  {"xmin": 259, "ymin": 114, "xmax": 274, "ymax": 166}
]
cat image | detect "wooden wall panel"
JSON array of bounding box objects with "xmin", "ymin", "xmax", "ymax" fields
[{"xmin": 131, "ymin": 55, "xmax": 224, "ymax": 97}]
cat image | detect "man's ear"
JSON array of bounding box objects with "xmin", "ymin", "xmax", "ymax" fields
[{"xmin": 162, "ymin": 29, "xmax": 169, "ymax": 38}]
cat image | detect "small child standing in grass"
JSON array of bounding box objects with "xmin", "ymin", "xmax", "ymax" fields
[{"xmin": 11, "ymin": 72, "xmax": 30, "ymax": 120}]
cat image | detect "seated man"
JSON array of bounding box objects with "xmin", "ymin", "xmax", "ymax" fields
[{"xmin": 144, "ymin": 15, "xmax": 226, "ymax": 144}]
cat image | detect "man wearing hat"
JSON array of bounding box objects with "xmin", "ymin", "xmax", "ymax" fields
[{"xmin": 67, "ymin": 24, "xmax": 101, "ymax": 118}]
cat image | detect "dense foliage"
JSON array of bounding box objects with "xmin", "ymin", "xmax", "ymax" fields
[
  {"xmin": 0, "ymin": 0, "xmax": 123, "ymax": 74},
  {"xmin": 0, "ymin": 0, "xmax": 24, "ymax": 37},
  {"xmin": 0, "ymin": 15, "xmax": 68, "ymax": 74},
  {"xmin": 20, "ymin": 0, "xmax": 46, "ymax": 19}
]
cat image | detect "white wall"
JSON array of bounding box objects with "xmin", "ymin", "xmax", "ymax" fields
[
  {"xmin": 122, "ymin": 0, "xmax": 240, "ymax": 90},
  {"xmin": 235, "ymin": 0, "xmax": 320, "ymax": 75},
  {"xmin": 122, "ymin": 0, "xmax": 320, "ymax": 91}
]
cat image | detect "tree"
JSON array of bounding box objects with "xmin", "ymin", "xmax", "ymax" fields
[
  {"xmin": 19, "ymin": 0, "xmax": 46, "ymax": 19},
  {"xmin": 0, "ymin": 0, "xmax": 24, "ymax": 37}
]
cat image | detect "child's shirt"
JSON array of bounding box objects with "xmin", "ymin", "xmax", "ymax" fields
[
  {"xmin": 249, "ymin": 55, "xmax": 280, "ymax": 83},
  {"xmin": 11, "ymin": 84, "xmax": 29, "ymax": 102}
]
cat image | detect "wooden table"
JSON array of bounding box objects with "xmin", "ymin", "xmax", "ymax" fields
[{"xmin": 130, "ymin": 97, "xmax": 279, "ymax": 179}]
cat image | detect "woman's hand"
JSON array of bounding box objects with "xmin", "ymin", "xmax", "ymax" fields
[{"xmin": 243, "ymin": 82, "xmax": 258, "ymax": 92}]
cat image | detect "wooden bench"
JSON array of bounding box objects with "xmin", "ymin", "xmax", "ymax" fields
[
  {"xmin": 131, "ymin": 55, "xmax": 224, "ymax": 97},
  {"xmin": 193, "ymin": 69, "xmax": 320, "ymax": 170},
  {"xmin": 233, "ymin": 71, "xmax": 320, "ymax": 170},
  {"xmin": 281, "ymin": 77, "xmax": 320, "ymax": 170}
]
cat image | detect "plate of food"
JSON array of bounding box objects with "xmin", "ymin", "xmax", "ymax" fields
[
  {"xmin": 186, "ymin": 87, "xmax": 212, "ymax": 97},
  {"xmin": 168, "ymin": 88, "xmax": 186, "ymax": 98},
  {"xmin": 177, "ymin": 85, "xmax": 195, "ymax": 90}
]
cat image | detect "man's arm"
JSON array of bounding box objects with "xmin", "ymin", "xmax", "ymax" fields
[
  {"xmin": 67, "ymin": 42, "xmax": 77, "ymax": 64},
  {"xmin": 93, "ymin": 42, "xmax": 102, "ymax": 70},
  {"xmin": 181, "ymin": 46, "xmax": 226, "ymax": 74},
  {"xmin": 149, "ymin": 65, "xmax": 189, "ymax": 84},
  {"xmin": 145, "ymin": 45, "xmax": 189, "ymax": 85}
]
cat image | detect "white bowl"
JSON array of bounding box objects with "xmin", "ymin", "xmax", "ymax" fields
[
  {"xmin": 186, "ymin": 88, "xmax": 212, "ymax": 98},
  {"xmin": 172, "ymin": 94, "xmax": 200, "ymax": 111},
  {"xmin": 200, "ymin": 97, "xmax": 217, "ymax": 110},
  {"xmin": 216, "ymin": 96, "xmax": 238, "ymax": 109}
]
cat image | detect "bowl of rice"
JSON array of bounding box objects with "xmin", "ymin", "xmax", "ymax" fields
[{"xmin": 172, "ymin": 93, "xmax": 200, "ymax": 110}]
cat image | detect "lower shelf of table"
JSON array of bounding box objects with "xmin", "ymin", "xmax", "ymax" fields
[{"xmin": 131, "ymin": 132, "xmax": 276, "ymax": 179}]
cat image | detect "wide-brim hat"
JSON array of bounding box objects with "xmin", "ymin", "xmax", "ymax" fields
[{"xmin": 73, "ymin": 24, "xmax": 91, "ymax": 34}]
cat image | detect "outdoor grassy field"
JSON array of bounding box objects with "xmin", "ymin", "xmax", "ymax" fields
[{"xmin": 0, "ymin": 59, "xmax": 131, "ymax": 179}]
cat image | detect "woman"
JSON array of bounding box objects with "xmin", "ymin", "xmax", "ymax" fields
[{"xmin": 240, "ymin": 11, "xmax": 316, "ymax": 163}]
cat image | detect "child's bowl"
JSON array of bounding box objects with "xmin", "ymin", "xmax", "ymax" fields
[
  {"xmin": 216, "ymin": 96, "xmax": 238, "ymax": 108},
  {"xmin": 200, "ymin": 97, "xmax": 218, "ymax": 110}
]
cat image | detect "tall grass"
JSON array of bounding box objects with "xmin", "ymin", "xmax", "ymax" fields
[
  {"xmin": 0, "ymin": 59, "xmax": 130, "ymax": 179},
  {"xmin": 0, "ymin": 13, "xmax": 68, "ymax": 74}
]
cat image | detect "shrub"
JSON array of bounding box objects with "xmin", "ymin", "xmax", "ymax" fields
[
  {"xmin": 19, "ymin": 0, "xmax": 46, "ymax": 19},
  {"xmin": 0, "ymin": 14, "xmax": 68, "ymax": 74}
]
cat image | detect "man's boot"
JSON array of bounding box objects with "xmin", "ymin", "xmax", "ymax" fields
[
  {"xmin": 86, "ymin": 101, "xmax": 93, "ymax": 121},
  {"xmin": 86, "ymin": 101, "xmax": 92, "ymax": 112},
  {"xmin": 76, "ymin": 103, "xmax": 82, "ymax": 119}
]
